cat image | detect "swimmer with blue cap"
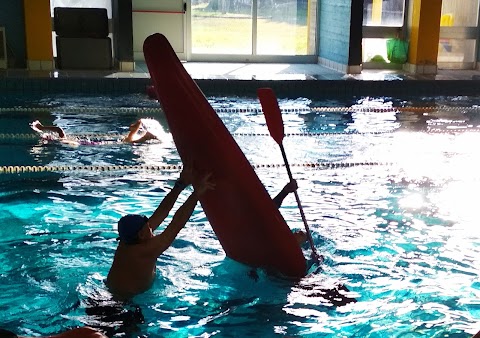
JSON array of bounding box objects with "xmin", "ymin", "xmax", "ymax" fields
[
  {"xmin": 106, "ymin": 165, "xmax": 215, "ymax": 299},
  {"xmin": 117, "ymin": 214, "xmax": 149, "ymax": 244}
]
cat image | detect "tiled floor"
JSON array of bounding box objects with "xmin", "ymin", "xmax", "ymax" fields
[
  {"xmin": 1, "ymin": 62, "xmax": 480, "ymax": 97},
  {"xmin": 136, "ymin": 61, "xmax": 480, "ymax": 81},
  {"xmin": 2, "ymin": 61, "xmax": 480, "ymax": 81}
]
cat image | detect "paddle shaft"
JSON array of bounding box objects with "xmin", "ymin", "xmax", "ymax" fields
[
  {"xmin": 257, "ymin": 87, "xmax": 321, "ymax": 262},
  {"xmin": 278, "ymin": 143, "xmax": 321, "ymax": 261}
]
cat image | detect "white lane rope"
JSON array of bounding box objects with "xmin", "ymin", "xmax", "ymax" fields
[
  {"xmin": 3, "ymin": 127, "xmax": 480, "ymax": 142},
  {"xmin": 1, "ymin": 105, "xmax": 479, "ymax": 114},
  {"xmin": 0, "ymin": 162, "xmax": 391, "ymax": 175}
]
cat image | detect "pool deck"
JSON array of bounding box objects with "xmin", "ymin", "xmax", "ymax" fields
[{"xmin": 1, "ymin": 62, "xmax": 480, "ymax": 98}]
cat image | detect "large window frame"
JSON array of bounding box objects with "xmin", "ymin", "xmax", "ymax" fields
[
  {"xmin": 362, "ymin": 0, "xmax": 409, "ymax": 70},
  {"xmin": 187, "ymin": 0, "xmax": 318, "ymax": 63},
  {"xmin": 437, "ymin": 0, "xmax": 480, "ymax": 70}
]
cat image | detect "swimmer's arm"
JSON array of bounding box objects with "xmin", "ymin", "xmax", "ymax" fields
[
  {"xmin": 123, "ymin": 120, "xmax": 143, "ymax": 143},
  {"xmin": 46, "ymin": 126, "xmax": 66, "ymax": 138},
  {"xmin": 30, "ymin": 120, "xmax": 66, "ymax": 138},
  {"xmin": 131, "ymin": 132, "xmax": 155, "ymax": 144},
  {"xmin": 272, "ymin": 180, "xmax": 298, "ymax": 208},
  {"xmin": 272, "ymin": 189, "xmax": 289, "ymax": 208},
  {"xmin": 148, "ymin": 166, "xmax": 196, "ymax": 231},
  {"xmin": 145, "ymin": 192, "xmax": 199, "ymax": 257},
  {"xmin": 148, "ymin": 182, "xmax": 188, "ymax": 231},
  {"xmin": 145, "ymin": 174, "xmax": 214, "ymax": 257}
]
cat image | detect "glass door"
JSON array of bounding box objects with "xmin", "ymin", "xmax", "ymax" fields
[
  {"xmin": 362, "ymin": 0, "xmax": 408, "ymax": 69},
  {"xmin": 190, "ymin": 0, "xmax": 317, "ymax": 61},
  {"xmin": 438, "ymin": 0, "xmax": 479, "ymax": 69},
  {"xmin": 191, "ymin": 0, "xmax": 253, "ymax": 55},
  {"xmin": 257, "ymin": 0, "xmax": 313, "ymax": 55}
]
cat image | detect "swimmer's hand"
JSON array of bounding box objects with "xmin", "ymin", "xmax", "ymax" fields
[
  {"xmin": 194, "ymin": 173, "xmax": 215, "ymax": 196},
  {"xmin": 179, "ymin": 164, "xmax": 194, "ymax": 186},
  {"xmin": 136, "ymin": 119, "xmax": 146, "ymax": 130},
  {"xmin": 30, "ymin": 120, "xmax": 44, "ymax": 133},
  {"xmin": 283, "ymin": 179, "xmax": 298, "ymax": 194}
]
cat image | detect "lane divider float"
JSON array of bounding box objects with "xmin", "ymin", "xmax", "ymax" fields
[
  {"xmin": 3, "ymin": 127, "xmax": 480, "ymax": 142},
  {"xmin": 0, "ymin": 162, "xmax": 391, "ymax": 175},
  {"xmin": 1, "ymin": 105, "xmax": 479, "ymax": 115}
]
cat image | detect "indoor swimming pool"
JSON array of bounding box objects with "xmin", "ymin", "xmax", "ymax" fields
[{"xmin": 0, "ymin": 93, "xmax": 479, "ymax": 337}]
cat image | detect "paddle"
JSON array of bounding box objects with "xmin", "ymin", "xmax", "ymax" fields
[{"xmin": 257, "ymin": 87, "xmax": 322, "ymax": 263}]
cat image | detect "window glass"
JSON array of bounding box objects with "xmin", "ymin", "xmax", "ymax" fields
[
  {"xmin": 441, "ymin": 0, "xmax": 479, "ymax": 27},
  {"xmin": 439, "ymin": 1, "xmax": 478, "ymax": 68},
  {"xmin": 362, "ymin": 38, "xmax": 389, "ymax": 63},
  {"xmin": 363, "ymin": 0, "xmax": 405, "ymax": 27},
  {"xmin": 257, "ymin": 0, "xmax": 311, "ymax": 55},
  {"xmin": 191, "ymin": 0, "xmax": 316, "ymax": 56},
  {"xmin": 438, "ymin": 39, "xmax": 476, "ymax": 64},
  {"xmin": 191, "ymin": 0, "xmax": 253, "ymax": 54}
]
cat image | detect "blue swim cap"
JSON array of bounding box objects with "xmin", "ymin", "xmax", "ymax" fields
[{"xmin": 118, "ymin": 214, "xmax": 148, "ymax": 244}]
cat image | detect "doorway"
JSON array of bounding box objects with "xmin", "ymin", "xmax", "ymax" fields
[
  {"xmin": 362, "ymin": 0, "xmax": 408, "ymax": 69},
  {"xmin": 189, "ymin": 0, "xmax": 317, "ymax": 62},
  {"xmin": 131, "ymin": 0, "xmax": 316, "ymax": 62}
]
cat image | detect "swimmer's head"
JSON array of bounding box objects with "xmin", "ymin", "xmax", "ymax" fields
[{"xmin": 118, "ymin": 214, "xmax": 148, "ymax": 244}]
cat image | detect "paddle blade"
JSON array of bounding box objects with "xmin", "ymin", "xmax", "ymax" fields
[{"xmin": 257, "ymin": 88, "xmax": 285, "ymax": 145}]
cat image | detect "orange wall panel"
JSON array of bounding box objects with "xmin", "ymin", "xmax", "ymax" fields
[
  {"xmin": 23, "ymin": 0, "xmax": 53, "ymax": 60},
  {"xmin": 408, "ymin": 0, "xmax": 441, "ymax": 65}
]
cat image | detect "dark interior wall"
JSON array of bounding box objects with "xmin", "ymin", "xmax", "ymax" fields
[
  {"xmin": 478, "ymin": 19, "xmax": 480, "ymax": 62},
  {"xmin": 111, "ymin": 0, "xmax": 133, "ymax": 63},
  {"xmin": 0, "ymin": 0, "xmax": 27, "ymax": 68},
  {"xmin": 349, "ymin": 0, "xmax": 364, "ymax": 66}
]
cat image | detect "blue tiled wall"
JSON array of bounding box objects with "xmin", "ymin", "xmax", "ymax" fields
[
  {"xmin": 317, "ymin": 0, "xmax": 352, "ymax": 65},
  {"xmin": 0, "ymin": 0, "xmax": 26, "ymax": 68}
]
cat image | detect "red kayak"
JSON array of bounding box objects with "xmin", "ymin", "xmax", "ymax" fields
[{"xmin": 143, "ymin": 33, "xmax": 306, "ymax": 278}]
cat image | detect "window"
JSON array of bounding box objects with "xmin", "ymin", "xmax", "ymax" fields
[
  {"xmin": 362, "ymin": 0, "xmax": 407, "ymax": 68},
  {"xmin": 438, "ymin": 0, "xmax": 479, "ymax": 69},
  {"xmin": 363, "ymin": 0, "xmax": 405, "ymax": 27}
]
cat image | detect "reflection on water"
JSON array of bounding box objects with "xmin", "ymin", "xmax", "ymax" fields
[{"xmin": 0, "ymin": 94, "xmax": 479, "ymax": 337}]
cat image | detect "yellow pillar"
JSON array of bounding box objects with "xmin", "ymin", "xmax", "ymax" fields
[
  {"xmin": 372, "ymin": 0, "xmax": 383, "ymax": 25},
  {"xmin": 23, "ymin": 0, "xmax": 53, "ymax": 70},
  {"xmin": 407, "ymin": 0, "xmax": 442, "ymax": 74}
]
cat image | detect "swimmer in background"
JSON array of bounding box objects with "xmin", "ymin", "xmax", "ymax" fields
[
  {"xmin": 106, "ymin": 165, "xmax": 215, "ymax": 299},
  {"xmin": 30, "ymin": 118, "xmax": 164, "ymax": 146}
]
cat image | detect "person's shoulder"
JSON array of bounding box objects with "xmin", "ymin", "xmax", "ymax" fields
[{"xmin": 117, "ymin": 241, "xmax": 152, "ymax": 257}]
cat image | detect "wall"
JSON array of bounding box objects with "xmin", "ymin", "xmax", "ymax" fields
[
  {"xmin": 111, "ymin": 0, "xmax": 133, "ymax": 64},
  {"xmin": 23, "ymin": 0, "xmax": 53, "ymax": 70},
  {"xmin": 317, "ymin": 0, "xmax": 352, "ymax": 65},
  {"xmin": 476, "ymin": 3, "xmax": 480, "ymax": 66},
  {"xmin": 0, "ymin": 0, "xmax": 26, "ymax": 68}
]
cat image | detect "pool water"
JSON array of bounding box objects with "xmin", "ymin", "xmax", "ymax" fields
[{"xmin": 0, "ymin": 94, "xmax": 479, "ymax": 337}]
